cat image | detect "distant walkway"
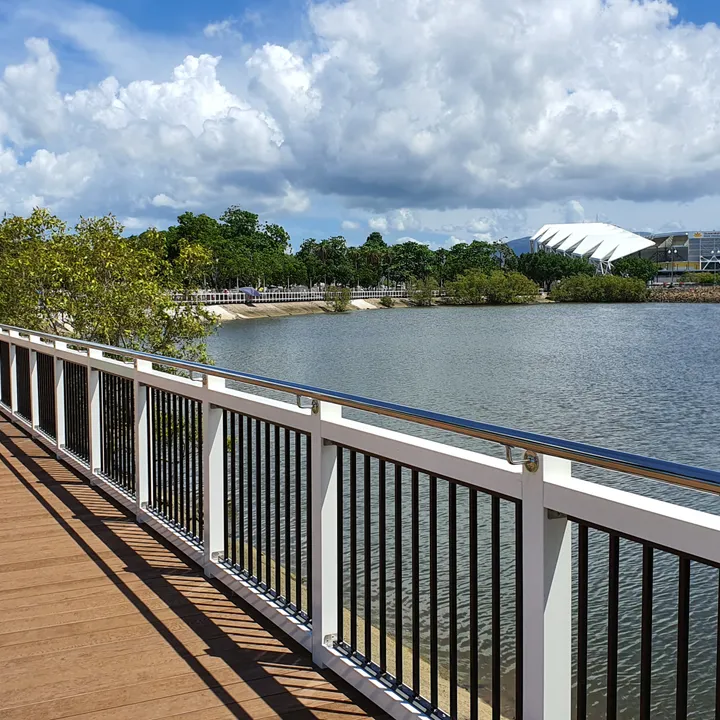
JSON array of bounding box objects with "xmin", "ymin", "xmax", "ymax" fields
[{"xmin": 0, "ymin": 418, "xmax": 387, "ymax": 720}]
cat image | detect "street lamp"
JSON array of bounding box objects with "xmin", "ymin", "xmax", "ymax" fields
[{"xmin": 667, "ymin": 248, "xmax": 679, "ymax": 285}]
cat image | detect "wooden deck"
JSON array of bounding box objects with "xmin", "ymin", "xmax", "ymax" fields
[{"xmin": 0, "ymin": 418, "xmax": 387, "ymax": 720}]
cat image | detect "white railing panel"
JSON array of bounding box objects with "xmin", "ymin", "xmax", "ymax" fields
[
  {"xmin": 323, "ymin": 416, "xmax": 523, "ymax": 499},
  {"xmin": 546, "ymin": 473, "xmax": 720, "ymax": 565}
]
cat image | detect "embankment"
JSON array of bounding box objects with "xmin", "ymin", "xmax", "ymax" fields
[
  {"xmin": 649, "ymin": 286, "xmax": 720, "ymax": 303},
  {"xmin": 206, "ymin": 297, "xmax": 410, "ymax": 321}
]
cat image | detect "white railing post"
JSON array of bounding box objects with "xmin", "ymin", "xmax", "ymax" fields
[
  {"xmin": 134, "ymin": 359, "xmax": 152, "ymax": 519},
  {"xmin": 8, "ymin": 331, "xmax": 18, "ymax": 415},
  {"xmin": 202, "ymin": 374, "xmax": 225, "ymax": 576},
  {"xmin": 522, "ymin": 454, "xmax": 572, "ymax": 720},
  {"xmin": 87, "ymin": 349, "xmax": 103, "ymax": 483},
  {"xmin": 310, "ymin": 399, "xmax": 342, "ymax": 667},
  {"xmin": 54, "ymin": 341, "xmax": 67, "ymax": 455},
  {"xmin": 29, "ymin": 335, "xmax": 40, "ymax": 430}
]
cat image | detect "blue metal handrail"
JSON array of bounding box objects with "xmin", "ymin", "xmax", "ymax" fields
[{"xmin": 2, "ymin": 323, "xmax": 719, "ymax": 493}]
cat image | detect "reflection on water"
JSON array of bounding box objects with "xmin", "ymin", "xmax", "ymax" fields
[{"xmin": 209, "ymin": 303, "xmax": 720, "ymax": 719}]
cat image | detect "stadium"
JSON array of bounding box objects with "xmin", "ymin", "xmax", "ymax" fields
[{"xmin": 530, "ymin": 223, "xmax": 720, "ymax": 279}]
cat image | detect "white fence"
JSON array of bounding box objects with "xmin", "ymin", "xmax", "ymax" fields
[
  {"xmin": 174, "ymin": 289, "xmax": 413, "ymax": 305},
  {"xmin": 1, "ymin": 324, "xmax": 719, "ymax": 720}
]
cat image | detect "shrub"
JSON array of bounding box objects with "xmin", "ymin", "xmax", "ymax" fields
[
  {"xmin": 379, "ymin": 295, "xmax": 395, "ymax": 308},
  {"xmin": 549, "ymin": 275, "xmax": 648, "ymax": 302},
  {"xmin": 689, "ymin": 272, "xmax": 717, "ymax": 285},
  {"xmin": 324, "ymin": 285, "xmax": 352, "ymax": 312},
  {"xmin": 408, "ymin": 277, "xmax": 438, "ymax": 306},
  {"xmin": 446, "ymin": 270, "xmax": 539, "ymax": 305},
  {"xmin": 612, "ymin": 257, "xmax": 658, "ymax": 283}
]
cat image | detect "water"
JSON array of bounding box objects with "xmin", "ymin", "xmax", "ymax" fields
[{"xmin": 208, "ymin": 303, "xmax": 720, "ymax": 719}]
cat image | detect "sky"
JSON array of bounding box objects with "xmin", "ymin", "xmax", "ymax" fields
[{"xmin": 1, "ymin": 0, "xmax": 720, "ymax": 249}]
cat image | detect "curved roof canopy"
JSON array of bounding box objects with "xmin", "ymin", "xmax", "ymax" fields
[{"xmin": 530, "ymin": 223, "xmax": 655, "ymax": 262}]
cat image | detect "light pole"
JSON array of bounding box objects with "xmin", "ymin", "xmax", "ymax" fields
[{"xmin": 667, "ymin": 248, "xmax": 678, "ymax": 284}]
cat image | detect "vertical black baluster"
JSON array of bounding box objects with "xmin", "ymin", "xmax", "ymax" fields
[
  {"xmin": 411, "ymin": 469, "xmax": 420, "ymax": 695},
  {"xmin": 337, "ymin": 447, "xmax": 344, "ymax": 644},
  {"xmin": 350, "ymin": 450, "xmax": 358, "ymax": 650},
  {"xmin": 677, "ymin": 557, "xmax": 690, "ymax": 720},
  {"xmin": 640, "ymin": 545, "xmax": 653, "ymax": 720},
  {"xmin": 492, "ymin": 495, "xmax": 501, "ymax": 720},
  {"xmin": 265, "ymin": 422, "xmax": 271, "ymax": 586},
  {"xmin": 247, "ymin": 416, "xmax": 253, "ymax": 578},
  {"xmin": 515, "ymin": 501, "xmax": 523, "ymax": 720},
  {"xmin": 607, "ymin": 534, "xmax": 620, "ymax": 720},
  {"xmin": 284, "ymin": 427, "xmax": 290, "ymax": 602},
  {"xmin": 256, "ymin": 419, "xmax": 262, "ymax": 585},
  {"xmin": 224, "ymin": 411, "xmax": 229, "ymax": 562},
  {"xmin": 578, "ymin": 524, "xmax": 589, "ymax": 720},
  {"xmin": 187, "ymin": 399, "xmax": 194, "ymax": 537},
  {"xmin": 178, "ymin": 396, "xmax": 185, "ymax": 530},
  {"xmin": 449, "ymin": 482, "xmax": 457, "ymax": 718},
  {"xmin": 158, "ymin": 389, "xmax": 164, "ymax": 514},
  {"xmin": 430, "ymin": 476, "xmax": 438, "ymax": 709},
  {"xmin": 395, "ymin": 464, "xmax": 403, "ymax": 685},
  {"xmin": 230, "ymin": 413, "xmax": 237, "ymax": 566},
  {"xmin": 183, "ymin": 397, "xmax": 190, "ymax": 532},
  {"xmin": 306, "ymin": 434, "xmax": 312, "ymax": 617},
  {"xmin": 171, "ymin": 393, "xmax": 180, "ymax": 523},
  {"xmin": 148, "ymin": 389, "xmax": 154, "ymax": 506},
  {"xmin": 164, "ymin": 391, "xmax": 170, "ymax": 519},
  {"xmin": 275, "ymin": 425, "xmax": 281, "ymax": 594},
  {"xmin": 114, "ymin": 376, "xmax": 120, "ymax": 481},
  {"xmin": 197, "ymin": 403, "xmax": 203, "ymax": 540},
  {"xmin": 715, "ymin": 574, "xmax": 720, "ymax": 720},
  {"xmin": 192, "ymin": 399, "xmax": 199, "ymax": 539},
  {"xmin": 470, "ymin": 490, "xmax": 478, "ymax": 720},
  {"xmin": 365, "ymin": 455, "xmax": 372, "ymax": 662},
  {"xmin": 295, "ymin": 431, "xmax": 302, "ymax": 612},
  {"xmin": 379, "ymin": 460, "xmax": 387, "ymax": 673},
  {"xmin": 239, "ymin": 416, "xmax": 245, "ymax": 570}
]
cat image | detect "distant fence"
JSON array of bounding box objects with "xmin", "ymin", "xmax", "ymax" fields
[{"xmin": 173, "ymin": 290, "xmax": 413, "ymax": 305}]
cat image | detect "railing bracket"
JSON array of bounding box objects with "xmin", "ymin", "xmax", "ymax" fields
[
  {"xmin": 323, "ymin": 633, "xmax": 337, "ymax": 647},
  {"xmin": 211, "ymin": 551, "xmax": 224, "ymax": 562},
  {"xmin": 505, "ymin": 446, "xmax": 539, "ymax": 473}
]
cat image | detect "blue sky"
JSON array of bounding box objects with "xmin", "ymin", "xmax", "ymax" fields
[{"xmin": 2, "ymin": 0, "xmax": 720, "ymax": 249}]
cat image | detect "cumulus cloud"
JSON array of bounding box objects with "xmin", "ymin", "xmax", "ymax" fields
[
  {"xmin": 341, "ymin": 220, "xmax": 360, "ymax": 230},
  {"xmin": 3, "ymin": 0, "xmax": 720, "ymax": 223},
  {"xmin": 564, "ymin": 200, "xmax": 586, "ymax": 223},
  {"xmin": 203, "ymin": 19, "xmax": 239, "ymax": 38}
]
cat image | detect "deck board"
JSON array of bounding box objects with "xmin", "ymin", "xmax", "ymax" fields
[{"xmin": 0, "ymin": 418, "xmax": 386, "ymax": 720}]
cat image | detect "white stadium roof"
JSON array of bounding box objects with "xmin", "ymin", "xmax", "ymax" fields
[{"xmin": 530, "ymin": 223, "xmax": 655, "ymax": 263}]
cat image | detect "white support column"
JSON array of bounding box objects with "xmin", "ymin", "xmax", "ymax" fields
[
  {"xmin": 54, "ymin": 341, "xmax": 67, "ymax": 455},
  {"xmin": 8, "ymin": 331, "xmax": 18, "ymax": 414},
  {"xmin": 202, "ymin": 374, "xmax": 225, "ymax": 576},
  {"xmin": 29, "ymin": 335, "xmax": 40, "ymax": 430},
  {"xmin": 521, "ymin": 453, "xmax": 572, "ymax": 720},
  {"xmin": 134, "ymin": 359, "xmax": 152, "ymax": 520},
  {"xmin": 87, "ymin": 349, "xmax": 103, "ymax": 483},
  {"xmin": 310, "ymin": 400, "xmax": 342, "ymax": 667}
]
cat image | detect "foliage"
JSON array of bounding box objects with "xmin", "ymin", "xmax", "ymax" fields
[
  {"xmin": 0, "ymin": 210, "xmax": 217, "ymax": 362},
  {"xmin": 515, "ymin": 252, "xmax": 594, "ymax": 291},
  {"xmin": 549, "ymin": 275, "xmax": 649, "ymax": 303},
  {"xmin": 324, "ymin": 285, "xmax": 352, "ymax": 312},
  {"xmin": 446, "ymin": 270, "xmax": 539, "ymax": 305},
  {"xmin": 612, "ymin": 257, "xmax": 658, "ymax": 283},
  {"xmin": 408, "ymin": 277, "xmax": 438, "ymax": 306},
  {"xmin": 681, "ymin": 272, "xmax": 717, "ymax": 285},
  {"xmin": 379, "ymin": 295, "xmax": 395, "ymax": 308}
]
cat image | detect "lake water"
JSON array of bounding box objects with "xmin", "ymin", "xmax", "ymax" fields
[{"xmin": 208, "ymin": 304, "xmax": 720, "ymax": 719}]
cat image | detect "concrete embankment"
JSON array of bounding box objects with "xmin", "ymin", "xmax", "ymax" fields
[{"xmin": 205, "ymin": 297, "xmax": 410, "ymax": 321}]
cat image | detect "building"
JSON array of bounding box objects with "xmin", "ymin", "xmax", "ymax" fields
[{"xmin": 638, "ymin": 230, "xmax": 720, "ymax": 277}]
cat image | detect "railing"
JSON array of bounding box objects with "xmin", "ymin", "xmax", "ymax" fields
[
  {"xmin": 173, "ymin": 289, "xmax": 413, "ymax": 305},
  {"xmin": 1, "ymin": 324, "xmax": 720, "ymax": 720}
]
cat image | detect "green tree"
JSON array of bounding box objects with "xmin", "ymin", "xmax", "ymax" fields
[
  {"xmin": 408, "ymin": 276, "xmax": 438, "ymax": 306},
  {"xmin": 516, "ymin": 252, "xmax": 594, "ymax": 291},
  {"xmin": 0, "ymin": 210, "xmax": 217, "ymax": 362},
  {"xmin": 446, "ymin": 270, "xmax": 538, "ymax": 305},
  {"xmin": 389, "ymin": 241, "xmax": 435, "ymax": 284},
  {"xmin": 324, "ymin": 285, "xmax": 352, "ymax": 312},
  {"xmin": 612, "ymin": 257, "xmax": 658, "ymax": 283},
  {"xmin": 549, "ymin": 275, "xmax": 648, "ymax": 302}
]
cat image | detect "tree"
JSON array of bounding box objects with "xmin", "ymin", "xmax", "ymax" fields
[
  {"xmin": 446, "ymin": 270, "xmax": 538, "ymax": 305},
  {"xmin": 515, "ymin": 252, "xmax": 594, "ymax": 291},
  {"xmin": 324, "ymin": 285, "xmax": 352, "ymax": 312},
  {"xmin": 389, "ymin": 241, "xmax": 435, "ymax": 284},
  {"xmin": 612, "ymin": 257, "xmax": 658, "ymax": 283},
  {"xmin": 0, "ymin": 210, "xmax": 217, "ymax": 363},
  {"xmin": 408, "ymin": 276, "xmax": 438, "ymax": 306},
  {"xmin": 549, "ymin": 275, "xmax": 648, "ymax": 302}
]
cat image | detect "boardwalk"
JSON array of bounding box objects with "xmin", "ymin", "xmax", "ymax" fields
[{"xmin": 0, "ymin": 418, "xmax": 386, "ymax": 720}]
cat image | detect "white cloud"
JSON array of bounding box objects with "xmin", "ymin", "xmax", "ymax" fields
[
  {"xmin": 341, "ymin": 220, "xmax": 360, "ymax": 230},
  {"xmin": 4, "ymin": 0, "xmax": 720, "ymax": 227},
  {"xmin": 203, "ymin": 20, "xmax": 239, "ymax": 38},
  {"xmin": 564, "ymin": 200, "xmax": 586, "ymax": 224}
]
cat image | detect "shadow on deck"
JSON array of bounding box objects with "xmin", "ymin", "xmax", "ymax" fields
[{"xmin": 0, "ymin": 418, "xmax": 387, "ymax": 720}]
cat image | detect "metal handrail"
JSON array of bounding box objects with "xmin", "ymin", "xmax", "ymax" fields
[{"xmin": 2, "ymin": 322, "xmax": 719, "ymax": 494}]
